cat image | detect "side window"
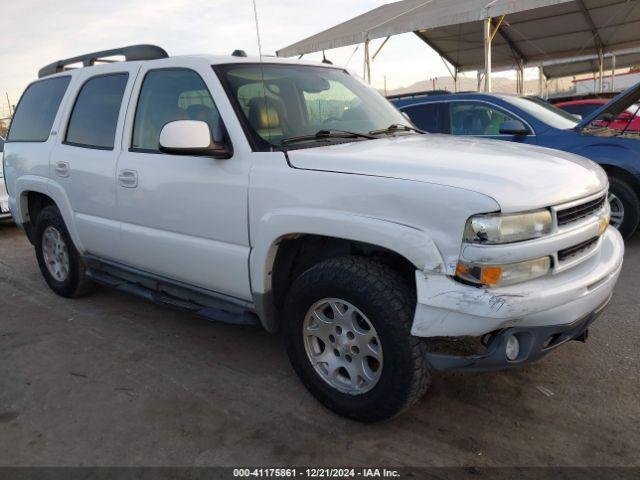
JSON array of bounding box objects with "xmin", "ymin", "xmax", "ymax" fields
[
  {"xmin": 401, "ymin": 103, "xmax": 445, "ymax": 133},
  {"xmin": 450, "ymin": 102, "xmax": 519, "ymax": 135},
  {"xmin": 65, "ymin": 73, "xmax": 129, "ymax": 149},
  {"xmin": 132, "ymin": 69, "xmax": 222, "ymax": 152},
  {"xmin": 7, "ymin": 76, "xmax": 71, "ymax": 142}
]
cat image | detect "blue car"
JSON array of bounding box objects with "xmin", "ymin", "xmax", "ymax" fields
[{"xmin": 390, "ymin": 85, "xmax": 640, "ymax": 238}]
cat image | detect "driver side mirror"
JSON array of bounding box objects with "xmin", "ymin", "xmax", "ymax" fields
[
  {"xmin": 159, "ymin": 120, "xmax": 232, "ymax": 159},
  {"xmin": 499, "ymin": 120, "xmax": 529, "ymax": 136}
]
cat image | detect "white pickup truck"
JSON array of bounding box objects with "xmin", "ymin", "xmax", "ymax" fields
[{"xmin": 3, "ymin": 45, "xmax": 624, "ymax": 421}]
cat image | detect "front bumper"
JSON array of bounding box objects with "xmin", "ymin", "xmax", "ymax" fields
[
  {"xmin": 411, "ymin": 227, "xmax": 624, "ymax": 338},
  {"xmin": 426, "ymin": 298, "xmax": 608, "ymax": 372}
]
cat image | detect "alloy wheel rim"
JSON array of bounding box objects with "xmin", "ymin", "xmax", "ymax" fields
[
  {"xmin": 42, "ymin": 226, "xmax": 70, "ymax": 282},
  {"xmin": 303, "ymin": 298, "xmax": 383, "ymax": 395},
  {"xmin": 608, "ymin": 192, "xmax": 625, "ymax": 229}
]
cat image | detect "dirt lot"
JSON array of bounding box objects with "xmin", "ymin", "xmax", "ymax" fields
[{"xmin": 0, "ymin": 220, "xmax": 638, "ymax": 468}]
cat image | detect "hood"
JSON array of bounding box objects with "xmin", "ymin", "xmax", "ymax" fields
[
  {"xmin": 287, "ymin": 135, "xmax": 608, "ymax": 213},
  {"xmin": 577, "ymin": 79, "xmax": 640, "ymax": 129}
]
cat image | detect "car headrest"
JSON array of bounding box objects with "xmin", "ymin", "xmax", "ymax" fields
[{"xmin": 248, "ymin": 98, "xmax": 281, "ymax": 130}]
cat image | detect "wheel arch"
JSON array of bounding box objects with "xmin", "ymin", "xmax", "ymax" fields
[
  {"xmin": 249, "ymin": 209, "xmax": 445, "ymax": 333},
  {"xmin": 13, "ymin": 178, "xmax": 83, "ymax": 250}
]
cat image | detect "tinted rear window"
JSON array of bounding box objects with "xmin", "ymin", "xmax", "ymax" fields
[
  {"xmin": 66, "ymin": 73, "xmax": 129, "ymax": 149},
  {"xmin": 8, "ymin": 76, "xmax": 71, "ymax": 142}
]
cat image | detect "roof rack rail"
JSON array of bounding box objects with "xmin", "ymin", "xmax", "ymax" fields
[
  {"xmin": 386, "ymin": 90, "xmax": 452, "ymax": 100},
  {"xmin": 38, "ymin": 44, "xmax": 168, "ymax": 78}
]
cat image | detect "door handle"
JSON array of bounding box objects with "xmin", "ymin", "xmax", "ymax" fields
[
  {"xmin": 118, "ymin": 169, "xmax": 138, "ymax": 188},
  {"xmin": 55, "ymin": 161, "xmax": 70, "ymax": 177}
]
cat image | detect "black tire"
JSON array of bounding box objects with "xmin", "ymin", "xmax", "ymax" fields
[
  {"xmin": 608, "ymin": 177, "xmax": 640, "ymax": 239},
  {"xmin": 34, "ymin": 206, "xmax": 93, "ymax": 298},
  {"xmin": 283, "ymin": 256, "xmax": 431, "ymax": 422}
]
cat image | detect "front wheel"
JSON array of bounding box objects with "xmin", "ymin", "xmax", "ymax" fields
[
  {"xmin": 283, "ymin": 256, "xmax": 431, "ymax": 422},
  {"xmin": 608, "ymin": 177, "xmax": 640, "ymax": 239}
]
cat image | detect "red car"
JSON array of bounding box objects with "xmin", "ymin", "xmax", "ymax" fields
[{"xmin": 555, "ymin": 98, "xmax": 640, "ymax": 132}]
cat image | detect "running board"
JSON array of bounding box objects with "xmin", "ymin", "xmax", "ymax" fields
[{"xmin": 84, "ymin": 257, "xmax": 259, "ymax": 326}]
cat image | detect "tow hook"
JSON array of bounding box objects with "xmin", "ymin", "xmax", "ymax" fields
[{"xmin": 574, "ymin": 329, "xmax": 589, "ymax": 343}]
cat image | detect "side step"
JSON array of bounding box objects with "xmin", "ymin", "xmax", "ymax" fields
[{"xmin": 85, "ymin": 259, "xmax": 259, "ymax": 327}]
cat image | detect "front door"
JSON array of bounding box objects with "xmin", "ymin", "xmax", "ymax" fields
[
  {"xmin": 448, "ymin": 101, "xmax": 537, "ymax": 145},
  {"xmin": 116, "ymin": 62, "xmax": 251, "ymax": 300}
]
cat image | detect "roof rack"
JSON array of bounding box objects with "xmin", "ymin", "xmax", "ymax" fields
[
  {"xmin": 386, "ymin": 89, "xmax": 452, "ymax": 100},
  {"xmin": 38, "ymin": 44, "xmax": 168, "ymax": 78}
]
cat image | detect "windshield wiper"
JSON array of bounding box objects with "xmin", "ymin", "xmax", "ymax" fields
[
  {"xmin": 369, "ymin": 124, "xmax": 425, "ymax": 135},
  {"xmin": 281, "ymin": 129, "xmax": 376, "ymax": 146}
]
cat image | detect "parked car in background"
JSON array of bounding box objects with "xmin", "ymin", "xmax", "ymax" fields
[
  {"xmin": 0, "ymin": 135, "xmax": 11, "ymax": 219},
  {"xmin": 3, "ymin": 46, "xmax": 624, "ymax": 421},
  {"xmin": 555, "ymin": 98, "xmax": 640, "ymax": 132},
  {"xmin": 391, "ymin": 84, "xmax": 640, "ymax": 238}
]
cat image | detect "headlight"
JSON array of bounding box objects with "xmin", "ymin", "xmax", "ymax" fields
[
  {"xmin": 455, "ymin": 256, "xmax": 551, "ymax": 287},
  {"xmin": 464, "ymin": 210, "xmax": 552, "ymax": 244}
]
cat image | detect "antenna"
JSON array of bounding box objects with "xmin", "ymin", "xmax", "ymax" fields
[
  {"xmin": 252, "ymin": 0, "xmax": 263, "ymax": 60},
  {"xmin": 252, "ymin": 0, "xmax": 273, "ymax": 149}
]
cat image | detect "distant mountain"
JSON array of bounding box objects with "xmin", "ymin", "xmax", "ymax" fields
[{"xmin": 382, "ymin": 75, "xmax": 574, "ymax": 97}]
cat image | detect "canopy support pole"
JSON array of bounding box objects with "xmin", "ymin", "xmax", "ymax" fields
[
  {"xmin": 611, "ymin": 54, "xmax": 616, "ymax": 92},
  {"xmin": 516, "ymin": 59, "xmax": 524, "ymax": 94},
  {"xmin": 371, "ymin": 36, "xmax": 390, "ymax": 61},
  {"xmin": 440, "ymin": 55, "xmax": 458, "ymax": 92},
  {"xmin": 539, "ymin": 63, "xmax": 545, "ymax": 97},
  {"xmin": 484, "ymin": 17, "xmax": 492, "ymax": 92},
  {"xmin": 598, "ymin": 48, "xmax": 604, "ymax": 93},
  {"xmin": 364, "ymin": 39, "xmax": 371, "ymax": 84},
  {"xmin": 483, "ymin": 15, "xmax": 504, "ymax": 93}
]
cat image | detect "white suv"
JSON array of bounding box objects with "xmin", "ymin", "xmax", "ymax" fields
[{"xmin": 3, "ymin": 45, "xmax": 624, "ymax": 421}]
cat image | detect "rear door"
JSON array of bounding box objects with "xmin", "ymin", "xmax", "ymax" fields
[
  {"xmin": 50, "ymin": 63, "xmax": 139, "ymax": 261},
  {"xmin": 115, "ymin": 59, "xmax": 252, "ymax": 300}
]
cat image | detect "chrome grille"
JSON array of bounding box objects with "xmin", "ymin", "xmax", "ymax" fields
[
  {"xmin": 556, "ymin": 195, "xmax": 606, "ymax": 226},
  {"xmin": 558, "ymin": 237, "xmax": 599, "ymax": 262}
]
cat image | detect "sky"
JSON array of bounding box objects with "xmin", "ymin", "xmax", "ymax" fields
[{"xmin": 0, "ymin": 0, "xmax": 460, "ymax": 117}]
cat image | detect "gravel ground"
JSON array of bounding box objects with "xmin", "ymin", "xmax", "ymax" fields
[{"xmin": 0, "ymin": 221, "xmax": 638, "ymax": 468}]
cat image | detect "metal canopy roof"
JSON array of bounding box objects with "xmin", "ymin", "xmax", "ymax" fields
[
  {"xmin": 277, "ymin": 0, "xmax": 640, "ymax": 78},
  {"xmin": 541, "ymin": 47, "xmax": 640, "ymax": 78}
]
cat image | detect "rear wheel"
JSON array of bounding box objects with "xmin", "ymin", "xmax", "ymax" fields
[
  {"xmin": 283, "ymin": 256, "xmax": 431, "ymax": 422},
  {"xmin": 608, "ymin": 177, "xmax": 640, "ymax": 238},
  {"xmin": 34, "ymin": 206, "xmax": 93, "ymax": 297}
]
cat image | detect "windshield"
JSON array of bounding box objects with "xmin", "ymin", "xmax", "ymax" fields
[
  {"xmin": 217, "ymin": 64, "xmax": 410, "ymax": 149},
  {"xmin": 505, "ymin": 96, "xmax": 579, "ymax": 130}
]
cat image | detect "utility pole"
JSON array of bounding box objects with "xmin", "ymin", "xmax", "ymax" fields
[{"xmin": 384, "ymin": 75, "xmax": 387, "ymax": 96}]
